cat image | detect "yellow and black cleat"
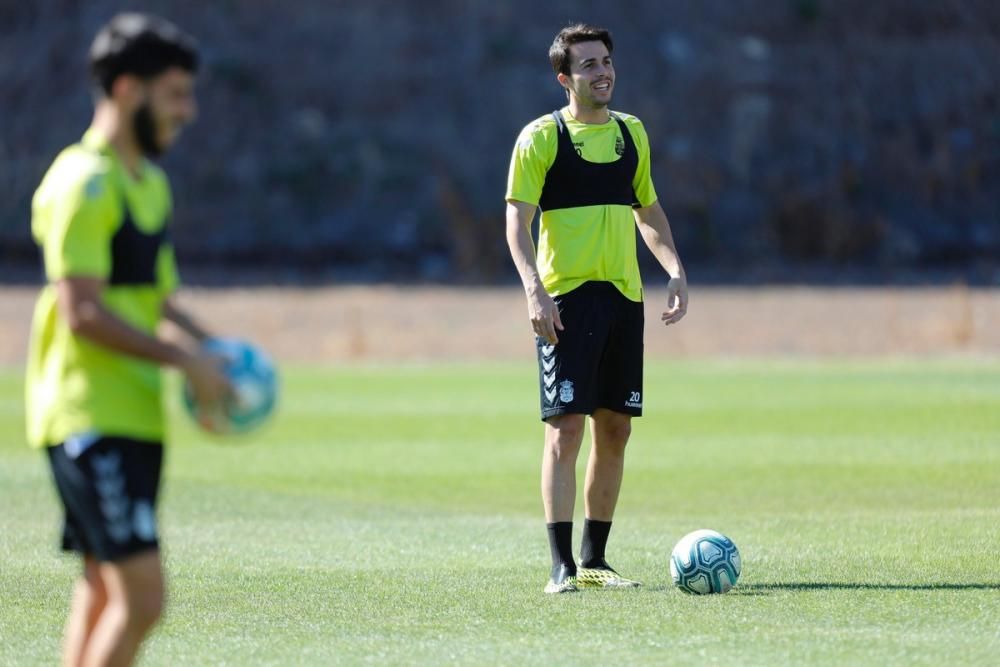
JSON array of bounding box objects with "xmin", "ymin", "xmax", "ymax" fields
[
  {"xmin": 544, "ymin": 564, "xmax": 579, "ymax": 594},
  {"xmin": 576, "ymin": 566, "xmax": 642, "ymax": 589}
]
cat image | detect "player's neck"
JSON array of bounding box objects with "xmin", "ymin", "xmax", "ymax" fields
[
  {"xmin": 566, "ymin": 98, "xmax": 609, "ymax": 125},
  {"xmin": 90, "ymin": 104, "xmax": 144, "ymax": 178}
]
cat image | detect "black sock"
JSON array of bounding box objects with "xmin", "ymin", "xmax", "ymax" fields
[
  {"xmin": 546, "ymin": 522, "xmax": 576, "ymax": 578},
  {"xmin": 580, "ymin": 518, "xmax": 612, "ymax": 568}
]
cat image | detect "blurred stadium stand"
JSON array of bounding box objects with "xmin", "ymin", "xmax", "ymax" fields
[{"xmin": 1, "ymin": 0, "xmax": 998, "ymax": 284}]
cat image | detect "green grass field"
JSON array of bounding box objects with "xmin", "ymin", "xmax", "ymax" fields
[{"xmin": 1, "ymin": 360, "xmax": 998, "ymax": 666}]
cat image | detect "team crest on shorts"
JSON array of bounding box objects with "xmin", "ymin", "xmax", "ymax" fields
[{"xmin": 558, "ymin": 380, "xmax": 575, "ymax": 403}]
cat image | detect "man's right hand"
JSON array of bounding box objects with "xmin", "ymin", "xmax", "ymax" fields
[
  {"xmin": 527, "ymin": 286, "xmax": 564, "ymax": 345},
  {"xmin": 181, "ymin": 349, "xmax": 231, "ymax": 409}
]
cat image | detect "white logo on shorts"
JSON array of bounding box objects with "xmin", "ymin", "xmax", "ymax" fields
[
  {"xmin": 133, "ymin": 500, "xmax": 157, "ymax": 542},
  {"xmin": 625, "ymin": 391, "xmax": 642, "ymax": 408},
  {"xmin": 65, "ymin": 431, "xmax": 101, "ymax": 459},
  {"xmin": 558, "ymin": 380, "xmax": 575, "ymax": 403},
  {"xmin": 541, "ymin": 343, "xmax": 558, "ymax": 404},
  {"xmin": 92, "ymin": 452, "xmax": 131, "ymax": 543}
]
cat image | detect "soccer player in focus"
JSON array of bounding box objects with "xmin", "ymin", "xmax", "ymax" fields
[
  {"xmin": 505, "ymin": 24, "xmax": 688, "ymax": 593},
  {"xmin": 25, "ymin": 13, "xmax": 229, "ymax": 665}
]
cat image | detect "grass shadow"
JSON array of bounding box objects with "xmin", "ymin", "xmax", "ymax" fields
[
  {"xmin": 643, "ymin": 583, "xmax": 772, "ymax": 596},
  {"xmin": 739, "ymin": 582, "xmax": 1000, "ymax": 593}
]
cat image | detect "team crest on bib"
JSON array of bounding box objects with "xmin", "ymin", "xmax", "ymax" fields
[
  {"xmin": 615, "ymin": 135, "xmax": 625, "ymax": 156},
  {"xmin": 84, "ymin": 174, "xmax": 104, "ymax": 199},
  {"xmin": 558, "ymin": 380, "xmax": 575, "ymax": 403}
]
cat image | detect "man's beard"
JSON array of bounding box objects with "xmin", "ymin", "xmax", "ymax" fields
[
  {"xmin": 580, "ymin": 85, "xmax": 611, "ymax": 110},
  {"xmin": 133, "ymin": 103, "xmax": 163, "ymax": 158}
]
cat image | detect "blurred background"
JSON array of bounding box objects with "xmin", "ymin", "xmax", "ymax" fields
[
  {"xmin": 3, "ymin": 0, "xmax": 998, "ymax": 282},
  {"xmin": 1, "ymin": 0, "xmax": 998, "ymax": 361}
]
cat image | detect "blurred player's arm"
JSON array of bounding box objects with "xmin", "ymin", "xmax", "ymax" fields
[
  {"xmin": 162, "ymin": 296, "xmax": 211, "ymax": 342},
  {"xmin": 633, "ymin": 201, "xmax": 688, "ymax": 326},
  {"xmin": 56, "ymin": 276, "xmax": 228, "ymax": 402},
  {"xmin": 505, "ymin": 199, "xmax": 563, "ymax": 344}
]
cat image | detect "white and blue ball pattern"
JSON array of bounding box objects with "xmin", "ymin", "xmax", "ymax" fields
[
  {"xmin": 670, "ymin": 529, "xmax": 742, "ymax": 594},
  {"xmin": 184, "ymin": 338, "xmax": 277, "ymax": 435}
]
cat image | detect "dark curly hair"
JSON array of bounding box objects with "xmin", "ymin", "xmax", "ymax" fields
[
  {"xmin": 548, "ymin": 23, "xmax": 613, "ymax": 75},
  {"xmin": 89, "ymin": 13, "xmax": 199, "ymax": 95}
]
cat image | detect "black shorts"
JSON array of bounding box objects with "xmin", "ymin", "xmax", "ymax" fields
[
  {"xmin": 537, "ymin": 281, "xmax": 644, "ymax": 420},
  {"xmin": 46, "ymin": 435, "xmax": 164, "ymax": 562}
]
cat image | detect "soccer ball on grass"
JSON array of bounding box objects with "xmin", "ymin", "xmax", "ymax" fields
[{"xmin": 669, "ymin": 529, "xmax": 741, "ymax": 594}]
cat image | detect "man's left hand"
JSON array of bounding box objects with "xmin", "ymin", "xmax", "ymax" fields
[{"xmin": 662, "ymin": 276, "xmax": 688, "ymax": 326}]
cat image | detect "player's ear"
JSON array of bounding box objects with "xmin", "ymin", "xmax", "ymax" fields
[
  {"xmin": 556, "ymin": 71, "xmax": 570, "ymax": 90},
  {"xmin": 110, "ymin": 74, "xmax": 144, "ymax": 109}
]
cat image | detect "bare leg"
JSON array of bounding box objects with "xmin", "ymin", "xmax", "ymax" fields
[
  {"xmin": 541, "ymin": 414, "xmax": 586, "ymax": 522},
  {"xmin": 82, "ymin": 550, "xmax": 164, "ymax": 667},
  {"xmin": 584, "ymin": 409, "xmax": 632, "ymax": 521},
  {"xmin": 63, "ymin": 556, "xmax": 108, "ymax": 667}
]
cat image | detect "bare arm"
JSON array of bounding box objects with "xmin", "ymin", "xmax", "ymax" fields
[
  {"xmin": 505, "ymin": 200, "xmax": 563, "ymax": 344},
  {"xmin": 56, "ymin": 277, "xmax": 229, "ymax": 403},
  {"xmin": 162, "ymin": 296, "xmax": 211, "ymax": 343},
  {"xmin": 633, "ymin": 201, "xmax": 688, "ymax": 325},
  {"xmin": 57, "ymin": 277, "xmax": 189, "ymax": 366}
]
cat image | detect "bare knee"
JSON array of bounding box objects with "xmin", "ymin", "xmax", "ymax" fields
[
  {"xmin": 79, "ymin": 557, "xmax": 109, "ymax": 610},
  {"xmin": 545, "ymin": 415, "xmax": 586, "ymax": 460},
  {"xmin": 106, "ymin": 582, "xmax": 163, "ymax": 636},
  {"xmin": 127, "ymin": 586, "xmax": 164, "ymax": 631},
  {"xmin": 593, "ymin": 412, "xmax": 632, "ymax": 452},
  {"xmin": 101, "ymin": 553, "xmax": 165, "ymax": 632}
]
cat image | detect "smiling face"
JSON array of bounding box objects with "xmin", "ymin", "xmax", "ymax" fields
[
  {"xmin": 114, "ymin": 66, "xmax": 197, "ymax": 157},
  {"xmin": 557, "ymin": 40, "xmax": 615, "ymax": 110}
]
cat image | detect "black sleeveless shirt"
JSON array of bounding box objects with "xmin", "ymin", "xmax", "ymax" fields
[
  {"xmin": 537, "ymin": 110, "xmax": 640, "ymax": 213},
  {"xmin": 106, "ymin": 173, "xmax": 169, "ymax": 286}
]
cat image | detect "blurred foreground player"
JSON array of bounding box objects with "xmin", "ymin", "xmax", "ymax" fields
[{"xmin": 25, "ymin": 13, "xmax": 229, "ymax": 666}]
